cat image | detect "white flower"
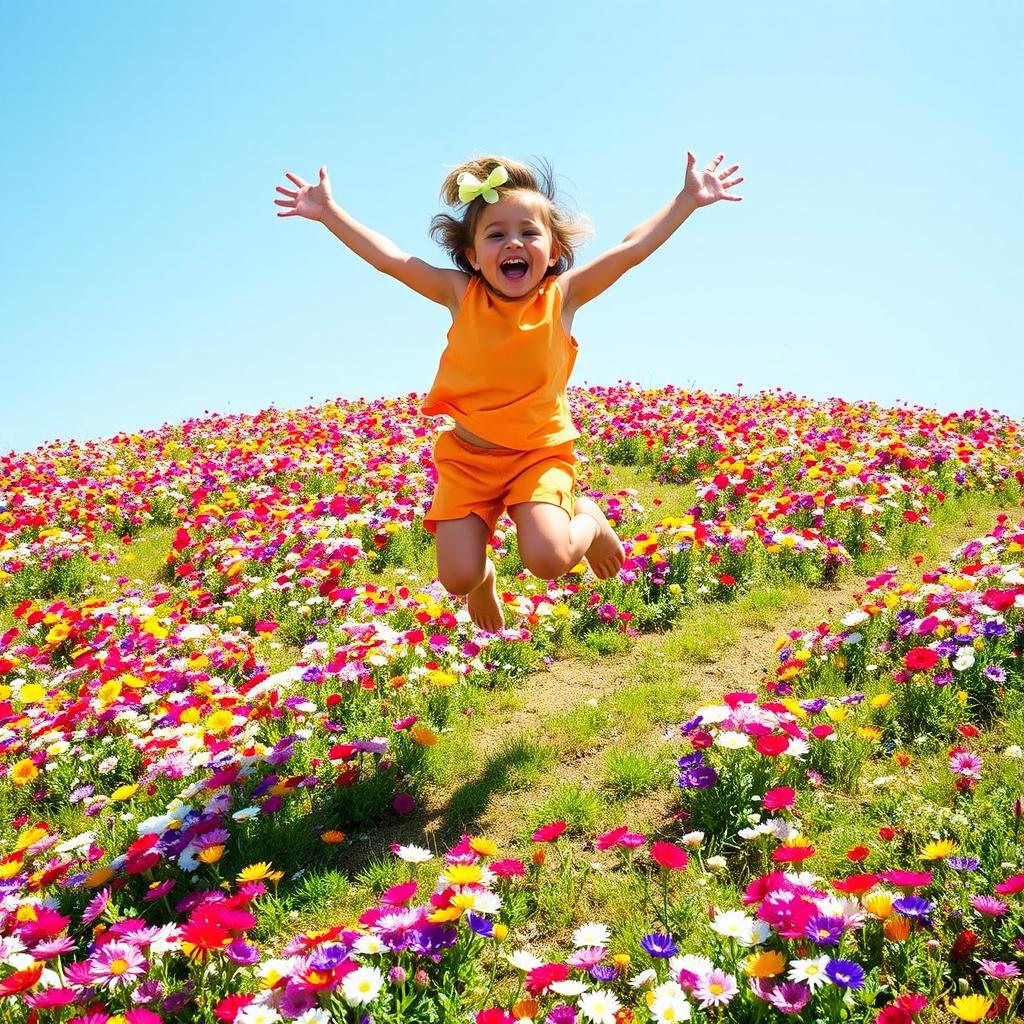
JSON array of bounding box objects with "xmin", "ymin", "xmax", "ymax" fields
[
  {"xmin": 293, "ymin": 1010, "xmax": 332, "ymax": 1024},
  {"xmin": 237, "ymin": 1007, "xmax": 282, "ymax": 1024},
  {"xmin": 341, "ymin": 965, "xmax": 384, "ymax": 1006},
  {"xmin": 393, "ymin": 844, "xmax": 433, "ymax": 864},
  {"xmin": 353, "ymin": 934, "xmax": 384, "ymax": 955},
  {"xmin": 669, "ymin": 953, "xmax": 714, "ymax": 979},
  {"xmin": 1004, "ymin": 745, "xmax": 1023, "ymax": 759},
  {"xmin": 577, "ymin": 988, "xmax": 621, "ymax": 1024},
  {"xmin": 550, "ymin": 979, "xmax": 590, "ymax": 996},
  {"xmin": 840, "ymin": 610, "xmax": 870, "ymax": 627},
  {"xmin": 231, "ymin": 806, "xmax": 260, "ymax": 822},
  {"xmin": 681, "ymin": 831, "xmax": 705, "ymax": 848},
  {"xmin": 788, "ymin": 955, "xmax": 830, "ymax": 992},
  {"xmin": 715, "ymin": 731, "xmax": 750, "ymax": 749},
  {"xmin": 709, "ymin": 909, "xmax": 756, "ymax": 940},
  {"xmin": 650, "ymin": 981, "xmax": 692, "ymax": 1021},
  {"xmin": 507, "ymin": 949, "xmax": 544, "ymax": 971},
  {"xmin": 784, "ymin": 738, "xmax": 809, "ymax": 759},
  {"xmin": 952, "ymin": 651, "xmax": 976, "ymax": 671},
  {"xmin": 629, "ymin": 968, "xmax": 657, "ymax": 988},
  {"xmin": 706, "ymin": 855, "xmax": 728, "ymax": 872},
  {"xmin": 573, "ymin": 922, "xmax": 611, "ymax": 947}
]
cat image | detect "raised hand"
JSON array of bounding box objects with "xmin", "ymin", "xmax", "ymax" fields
[
  {"xmin": 274, "ymin": 166, "xmax": 334, "ymax": 221},
  {"xmin": 683, "ymin": 151, "xmax": 744, "ymax": 207}
]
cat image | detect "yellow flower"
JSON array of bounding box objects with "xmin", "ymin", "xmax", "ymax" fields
[
  {"xmin": 427, "ymin": 669, "xmax": 457, "ymax": 688},
  {"xmin": 237, "ymin": 862, "xmax": 275, "ymax": 884},
  {"xmin": 0, "ymin": 861, "xmax": 21, "ymax": 880},
  {"xmin": 948, "ymin": 995, "xmax": 993, "ymax": 1022},
  {"xmin": 920, "ymin": 839, "xmax": 955, "ymax": 861},
  {"xmin": 956, "ymin": 690, "xmax": 968, "ymax": 705},
  {"xmin": 856, "ymin": 725, "xmax": 883, "ymax": 741},
  {"xmin": 611, "ymin": 953, "xmax": 631, "ymax": 969},
  {"xmin": 180, "ymin": 707, "xmax": 201, "ymax": 725},
  {"xmin": 18, "ymin": 682, "xmax": 45, "ymax": 703},
  {"xmin": 870, "ymin": 692, "xmax": 892, "ymax": 709},
  {"xmin": 863, "ymin": 891, "xmax": 894, "ymax": 918},
  {"xmin": 443, "ymin": 864, "xmax": 483, "ymax": 885},
  {"xmin": 826, "ymin": 706, "xmax": 849, "ymax": 723},
  {"xmin": 110, "ymin": 784, "xmax": 139, "ymax": 802},
  {"xmin": 427, "ymin": 906, "xmax": 464, "ymax": 923},
  {"xmin": 198, "ymin": 845, "xmax": 225, "ymax": 864},
  {"xmin": 97, "ymin": 680, "xmax": 122, "ymax": 704},
  {"xmin": 745, "ymin": 950, "xmax": 786, "ymax": 977},
  {"xmin": 85, "ymin": 866, "xmax": 116, "ymax": 888},
  {"xmin": 410, "ymin": 726, "xmax": 438, "ymax": 747},
  {"xmin": 45, "ymin": 623, "xmax": 71, "ymax": 645},
  {"xmin": 492, "ymin": 923, "xmax": 508, "ymax": 941},
  {"xmin": 469, "ymin": 836, "xmax": 498, "ymax": 857},
  {"xmin": 11, "ymin": 759, "xmax": 39, "ymax": 786},
  {"xmin": 14, "ymin": 827, "xmax": 48, "ymax": 851},
  {"xmin": 205, "ymin": 710, "xmax": 235, "ymax": 735}
]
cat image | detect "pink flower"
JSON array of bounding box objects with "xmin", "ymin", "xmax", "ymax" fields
[
  {"xmin": 693, "ymin": 968, "xmax": 738, "ymax": 1008},
  {"xmin": 89, "ymin": 941, "xmax": 148, "ymax": 987},
  {"xmin": 978, "ymin": 960, "xmax": 1020, "ymax": 980},
  {"xmin": 949, "ymin": 750, "xmax": 983, "ymax": 779},
  {"xmin": 532, "ymin": 821, "xmax": 566, "ymax": 843},
  {"xmin": 994, "ymin": 872, "xmax": 1024, "ymax": 896},
  {"xmin": 650, "ymin": 842, "xmax": 689, "ymax": 870},
  {"xmin": 762, "ymin": 786, "xmax": 796, "ymax": 811},
  {"xmin": 971, "ymin": 895, "xmax": 1009, "ymax": 916}
]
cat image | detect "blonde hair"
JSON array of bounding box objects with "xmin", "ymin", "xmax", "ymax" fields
[{"xmin": 429, "ymin": 154, "xmax": 593, "ymax": 277}]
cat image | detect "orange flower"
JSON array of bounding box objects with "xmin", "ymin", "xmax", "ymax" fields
[
  {"xmin": 321, "ymin": 830, "xmax": 346, "ymax": 844},
  {"xmin": 884, "ymin": 915, "xmax": 911, "ymax": 942}
]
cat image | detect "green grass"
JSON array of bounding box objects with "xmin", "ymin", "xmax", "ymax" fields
[{"xmin": 603, "ymin": 746, "xmax": 675, "ymax": 798}]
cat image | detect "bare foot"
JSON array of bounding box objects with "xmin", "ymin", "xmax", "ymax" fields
[
  {"xmin": 575, "ymin": 495, "xmax": 626, "ymax": 579},
  {"xmin": 467, "ymin": 560, "xmax": 504, "ymax": 632}
]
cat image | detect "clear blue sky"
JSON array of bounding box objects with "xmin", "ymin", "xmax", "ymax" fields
[{"xmin": 3, "ymin": 1, "xmax": 1022, "ymax": 456}]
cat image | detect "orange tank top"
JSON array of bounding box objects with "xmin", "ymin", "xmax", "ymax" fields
[{"xmin": 421, "ymin": 274, "xmax": 581, "ymax": 450}]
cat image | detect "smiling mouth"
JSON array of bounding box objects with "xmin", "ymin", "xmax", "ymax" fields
[{"xmin": 499, "ymin": 258, "xmax": 528, "ymax": 280}]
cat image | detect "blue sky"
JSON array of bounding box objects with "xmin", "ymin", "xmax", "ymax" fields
[{"xmin": 3, "ymin": 1, "xmax": 1022, "ymax": 456}]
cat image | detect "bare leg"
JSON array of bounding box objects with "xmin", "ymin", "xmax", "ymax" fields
[
  {"xmin": 574, "ymin": 496, "xmax": 626, "ymax": 579},
  {"xmin": 510, "ymin": 500, "xmax": 621, "ymax": 581},
  {"xmin": 435, "ymin": 515, "xmax": 504, "ymax": 632}
]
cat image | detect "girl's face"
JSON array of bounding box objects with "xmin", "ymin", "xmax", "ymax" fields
[{"xmin": 465, "ymin": 194, "xmax": 560, "ymax": 299}]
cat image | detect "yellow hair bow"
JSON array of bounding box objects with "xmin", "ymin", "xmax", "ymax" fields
[{"xmin": 456, "ymin": 165, "xmax": 509, "ymax": 204}]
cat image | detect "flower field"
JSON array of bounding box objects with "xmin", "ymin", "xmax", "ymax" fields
[{"xmin": 1, "ymin": 384, "xmax": 1022, "ymax": 1023}]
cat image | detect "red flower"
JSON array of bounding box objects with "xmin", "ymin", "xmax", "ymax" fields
[
  {"xmin": 718, "ymin": 574, "xmax": 736, "ymax": 586},
  {"xmin": 762, "ymin": 786, "xmax": 796, "ymax": 810},
  {"xmin": 950, "ymin": 929, "xmax": 980, "ymax": 960},
  {"xmin": 878, "ymin": 826, "xmax": 898, "ymax": 842},
  {"xmin": 477, "ymin": 1010, "xmax": 515, "ymax": 1024},
  {"xmin": 811, "ymin": 724, "xmax": 835, "ymax": 739},
  {"xmin": 875, "ymin": 1007, "xmax": 912, "ymax": 1024},
  {"xmin": 904, "ymin": 647, "xmax": 938, "ymax": 671},
  {"xmin": 755, "ymin": 735, "xmax": 790, "ymax": 756},
  {"xmin": 956, "ymin": 724, "xmax": 980, "ymax": 738},
  {"xmin": 846, "ymin": 846, "xmax": 870, "ymax": 862},
  {"xmin": 880, "ymin": 869, "xmax": 933, "ymax": 888},
  {"xmin": 526, "ymin": 962, "xmax": 568, "ymax": 995},
  {"xmin": 0, "ymin": 965, "xmax": 43, "ymax": 995},
  {"xmin": 532, "ymin": 821, "xmax": 566, "ymax": 843},
  {"xmin": 772, "ymin": 845, "xmax": 815, "ymax": 863},
  {"xmin": 650, "ymin": 842, "xmax": 689, "ymax": 870},
  {"xmin": 832, "ymin": 873, "xmax": 880, "ymax": 894},
  {"xmin": 896, "ymin": 994, "xmax": 928, "ymax": 1014},
  {"xmin": 215, "ymin": 995, "xmax": 256, "ymax": 1022}
]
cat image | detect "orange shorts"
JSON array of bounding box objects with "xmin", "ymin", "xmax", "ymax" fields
[{"xmin": 424, "ymin": 430, "xmax": 577, "ymax": 535}]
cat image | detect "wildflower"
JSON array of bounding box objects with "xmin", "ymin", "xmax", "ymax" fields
[
  {"xmin": 891, "ymin": 896, "xmax": 933, "ymax": 922},
  {"xmin": 641, "ymin": 933, "xmax": 679, "ymax": 959},
  {"xmin": 11, "ymin": 759, "xmax": 39, "ymax": 786},
  {"xmin": 762, "ymin": 787, "xmax": 797, "ymax": 811},
  {"xmin": 969, "ymin": 895, "xmax": 1008, "ymax": 916},
  {"xmin": 745, "ymin": 950, "xmax": 786, "ymax": 978},
  {"xmin": 863, "ymin": 892, "xmax": 894, "ymax": 918},
  {"xmin": 650, "ymin": 842, "xmax": 689, "ymax": 870},
  {"xmin": 237, "ymin": 862, "xmax": 276, "ymax": 884},
  {"xmin": 89, "ymin": 941, "xmax": 148, "ymax": 987},
  {"xmin": 573, "ymin": 923, "xmax": 611, "ymax": 948},
  {"xmin": 883, "ymin": 916, "xmax": 911, "ymax": 942},
  {"xmin": 768, "ymin": 981, "xmax": 811, "ymax": 1013},
  {"xmin": 994, "ymin": 872, "xmax": 1024, "ymax": 895},
  {"xmin": 948, "ymin": 995, "xmax": 993, "ymax": 1022},
  {"xmin": 649, "ymin": 981, "xmax": 692, "ymax": 1021},
  {"xmin": 341, "ymin": 965, "xmax": 384, "ymax": 1006},
  {"xmin": 532, "ymin": 821, "xmax": 566, "ymax": 843},
  {"xmin": 950, "ymin": 929, "xmax": 981, "ymax": 960},
  {"xmin": 825, "ymin": 959, "xmax": 865, "ymax": 989},
  {"xmin": 787, "ymin": 956, "xmax": 830, "ymax": 992},
  {"xmin": 978, "ymin": 960, "xmax": 1020, "ymax": 980},
  {"xmin": 804, "ymin": 915, "xmax": 844, "ymax": 946},
  {"xmin": 577, "ymin": 988, "xmax": 621, "ymax": 1024},
  {"xmin": 946, "ymin": 857, "xmax": 979, "ymax": 872},
  {"xmin": 393, "ymin": 843, "xmax": 433, "ymax": 864}
]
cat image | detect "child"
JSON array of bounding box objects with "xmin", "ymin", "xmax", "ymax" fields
[{"xmin": 275, "ymin": 152, "xmax": 743, "ymax": 631}]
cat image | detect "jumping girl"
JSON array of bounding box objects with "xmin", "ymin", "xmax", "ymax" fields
[{"xmin": 275, "ymin": 152, "xmax": 743, "ymax": 631}]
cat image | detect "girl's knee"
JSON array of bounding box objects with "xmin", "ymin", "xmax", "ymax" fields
[
  {"xmin": 520, "ymin": 546, "xmax": 573, "ymax": 581},
  {"xmin": 438, "ymin": 561, "xmax": 487, "ymax": 596}
]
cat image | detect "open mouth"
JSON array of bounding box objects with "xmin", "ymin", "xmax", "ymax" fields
[{"xmin": 499, "ymin": 258, "xmax": 528, "ymax": 281}]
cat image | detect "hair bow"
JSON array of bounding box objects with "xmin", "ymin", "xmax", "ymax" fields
[{"xmin": 456, "ymin": 165, "xmax": 509, "ymax": 204}]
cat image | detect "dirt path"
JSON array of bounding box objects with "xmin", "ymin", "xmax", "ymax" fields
[{"xmin": 341, "ymin": 504, "xmax": 1002, "ymax": 866}]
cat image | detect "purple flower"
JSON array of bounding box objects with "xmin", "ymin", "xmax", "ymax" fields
[
  {"xmin": 546, "ymin": 1007, "xmax": 577, "ymax": 1024},
  {"xmin": 768, "ymin": 981, "xmax": 811, "ymax": 1014},
  {"xmin": 393, "ymin": 793, "xmax": 416, "ymax": 815},
  {"xmin": 224, "ymin": 938, "xmax": 260, "ymax": 965},
  {"xmin": 983, "ymin": 665, "xmax": 1007, "ymax": 682},
  {"xmin": 804, "ymin": 915, "xmax": 844, "ymax": 946},
  {"xmin": 801, "ymin": 698, "xmax": 827, "ymax": 714},
  {"xmin": 891, "ymin": 896, "xmax": 933, "ymax": 923},
  {"xmin": 640, "ymin": 932, "xmax": 679, "ymax": 958},
  {"xmin": 310, "ymin": 944, "xmax": 351, "ymax": 970},
  {"xmin": 979, "ymin": 960, "xmax": 1021, "ymax": 980},
  {"xmin": 825, "ymin": 959, "xmax": 865, "ymax": 989},
  {"xmin": 408, "ymin": 925, "xmax": 458, "ymax": 956},
  {"xmin": 946, "ymin": 857, "xmax": 980, "ymax": 872},
  {"xmin": 465, "ymin": 912, "xmax": 493, "ymax": 938},
  {"xmin": 590, "ymin": 965, "xmax": 618, "ymax": 981}
]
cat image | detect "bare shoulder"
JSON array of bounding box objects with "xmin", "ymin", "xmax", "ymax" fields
[
  {"xmin": 446, "ymin": 271, "xmax": 472, "ymax": 321},
  {"xmin": 554, "ymin": 271, "xmax": 578, "ymax": 315}
]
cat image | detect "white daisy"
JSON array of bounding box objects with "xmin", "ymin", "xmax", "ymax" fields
[
  {"xmin": 788, "ymin": 955, "xmax": 830, "ymax": 992},
  {"xmin": 573, "ymin": 922, "xmax": 611, "ymax": 948}
]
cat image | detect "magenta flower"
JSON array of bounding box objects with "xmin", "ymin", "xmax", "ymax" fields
[
  {"xmin": 978, "ymin": 960, "xmax": 1020, "ymax": 980},
  {"xmin": 970, "ymin": 895, "xmax": 1009, "ymax": 916},
  {"xmin": 949, "ymin": 750, "xmax": 983, "ymax": 778},
  {"xmin": 694, "ymin": 968, "xmax": 738, "ymax": 1008}
]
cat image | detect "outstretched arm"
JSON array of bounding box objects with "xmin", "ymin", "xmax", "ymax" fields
[
  {"xmin": 275, "ymin": 167, "xmax": 463, "ymax": 309},
  {"xmin": 560, "ymin": 151, "xmax": 744, "ymax": 312}
]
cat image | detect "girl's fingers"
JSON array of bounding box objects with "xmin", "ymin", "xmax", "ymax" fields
[
  {"xmin": 718, "ymin": 164, "xmax": 739, "ymax": 180},
  {"xmin": 723, "ymin": 193, "xmax": 743, "ymax": 201},
  {"xmin": 722, "ymin": 176, "xmax": 744, "ymax": 189},
  {"xmin": 284, "ymin": 171, "xmax": 308, "ymax": 188},
  {"xmin": 276, "ymin": 185, "xmax": 298, "ymax": 197},
  {"xmin": 273, "ymin": 198, "xmax": 297, "ymax": 207},
  {"xmin": 705, "ymin": 153, "xmax": 725, "ymax": 172},
  {"xmin": 276, "ymin": 209, "xmax": 298, "ymax": 217}
]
